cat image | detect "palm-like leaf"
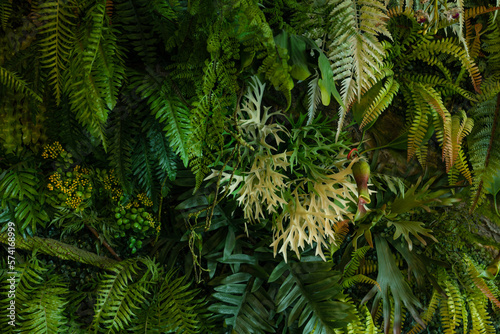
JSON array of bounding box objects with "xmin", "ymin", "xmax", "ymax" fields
[
  {"xmin": 37, "ymin": 0, "xmax": 76, "ymax": 104},
  {"xmin": 270, "ymin": 261, "xmax": 354, "ymax": 333},
  {"xmin": 209, "ymin": 272, "xmax": 276, "ymax": 334}
]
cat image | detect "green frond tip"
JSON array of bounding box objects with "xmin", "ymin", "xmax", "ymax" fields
[
  {"xmin": 37, "ymin": 0, "xmax": 76, "ymax": 104},
  {"xmin": 0, "ymin": 67, "xmax": 42, "ymax": 102}
]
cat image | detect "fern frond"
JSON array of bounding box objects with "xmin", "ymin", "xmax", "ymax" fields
[
  {"xmin": 466, "ymin": 256, "xmax": 500, "ymax": 309},
  {"xmin": 0, "ymin": 0, "xmax": 11, "ymax": 30},
  {"xmin": 135, "ymin": 70, "xmax": 192, "ymax": 167},
  {"xmin": 344, "ymin": 245, "xmax": 372, "ymax": 278},
  {"xmin": 360, "ymin": 76, "xmax": 400, "ymax": 129},
  {"xmin": 469, "ymin": 95, "xmax": 500, "ymax": 211},
  {"xmin": 0, "ymin": 66, "xmax": 42, "ymax": 102},
  {"xmin": 0, "ymin": 168, "xmax": 39, "ymax": 202},
  {"xmin": 342, "ymin": 274, "xmax": 380, "ymax": 290},
  {"xmin": 307, "ymin": 73, "xmax": 322, "ymax": 126},
  {"xmin": 19, "ymin": 276, "xmax": 70, "ymax": 333},
  {"xmin": 114, "ymin": 0, "xmax": 157, "ymax": 64},
  {"xmin": 407, "ymin": 289, "xmax": 440, "ymax": 334},
  {"xmin": 417, "ymin": 84, "xmax": 453, "ymax": 171},
  {"xmin": 438, "ymin": 269, "xmax": 465, "ymax": 333},
  {"xmin": 408, "ymin": 38, "xmax": 482, "ymax": 93},
  {"xmin": 464, "ymin": 6, "xmax": 500, "ymax": 20},
  {"xmin": 37, "ymin": 0, "xmax": 76, "ymax": 104},
  {"xmin": 132, "ymin": 135, "xmax": 159, "ymax": 203},
  {"xmin": 133, "ymin": 269, "xmax": 209, "ymax": 333},
  {"xmin": 91, "ymin": 258, "xmax": 158, "ymax": 333},
  {"xmin": 6, "ymin": 257, "xmax": 70, "ymax": 333},
  {"xmin": 107, "ymin": 104, "xmax": 136, "ymax": 194}
]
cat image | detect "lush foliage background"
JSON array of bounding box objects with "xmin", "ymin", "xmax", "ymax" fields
[{"xmin": 1, "ymin": 0, "xmax": 500, "ymax": 333}]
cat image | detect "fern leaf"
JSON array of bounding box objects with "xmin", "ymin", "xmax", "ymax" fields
[
  {"xmin": 132, "ymin": 270, "xmax": 209, "ymax": 333},
  {"xmin": 0, "ymin": 168, "xmax": 38, "ymax": 201},
  {"xmin": 5, "ymin": 258, "xmax": 70, "ymax": 333},
  {"xmin": 466, "ymin": 256, "xmax": 500, "ymax": 309},
  {"xmin": 114, "ymin": 0, "xmax": 157, "ymax": 64},
  {"xmin": 132, "ymin": 135, "xmax": 159, "ymax": 202},
  {"xmin": 360, "ymin": 76, "xmax": 400, "ymax": 128},
  {"xmin": 407, "ymin": 289, "xmax": 440, "ymax": 334},
  {"xmin": 0, "ymin": 66, "xmax": 42, "ymax": 102},
  {"xmin": 135, "ymin": 71, "xmax": 191, "ymax": 167},
  {"xmin": 91, "ymin": 259, "xmax": 156, "ymax": 333},
  {"xmin": 407, "ymin": 88, "xmax": 430, "ymax": 163},
  {"xmin": 344, "ymin": 246, "xmax": 372, "ymax": 278},
  {"xmin": 107, "ymin": 104, "xmax": 136, "ymax": 194},
  {"xmin": 37, "ymin": 0, "xmax": 76, "ymax": 104},
  {"xmin": 469, "ymin": 95, "xmax": 500, "ymax": 211},
  {"xmin": 342, "ymin": 274, "xmax": 380, "ymax": 290},
  {"xmin": 0, "ymin": 0, "xmax": 11, "ymax": 30},
  {"xmin": 307, "ymin": 73, "xmax": 322, "ymax": 126}
]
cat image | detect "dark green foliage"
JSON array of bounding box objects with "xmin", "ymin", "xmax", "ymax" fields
[{"xmin": 2, "ymin": 1, "xmax": 500, "ymax": 334}]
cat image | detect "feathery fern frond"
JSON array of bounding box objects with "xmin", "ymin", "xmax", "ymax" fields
[
  {"xmin": 5, "ymin": 257, "xmax": 70, "ymax": 333},
  {"xmin": 91, "ymin": 258, "xmax": 158, "ymax": 333},
  {"xmin": 438, "ymin": 268, "xmax": 465, "ymax": 334},
  {"xmin": 0, "ymin": 168, "xmax": 38, "ymax": 201},
  {"xmin": 343, "ymin": 246, "xmax": 372, "ymax": 278},
  {"xmin": 37, "ymin": 0, "xmax": 77, "ymax": 104},
  {"xmin": 327, "ymin": 0, "xmax": 391, "ymax": 139},
  {"xmin": 132, "ymin": 135, "xmax": 160, "ymax": 202},
  {"xmin": 407, "ymin": 38, "xmax": 482, "ymax": 93},
  {"xmin": 132, "ymin": 269, "xmax": 209, "ymax": 333},
  {"xmin": 0, "ymin": 66, "xmax": 42, "ymax": 102},
  {"xmin": 407, "ymin": 289, "xmax": 440, "ymax": 334},
  {"xmin": 360, "ymin": 75, "xmax": 400, "ymax": 129},
  {"xmin": 307, "ymin": 73, "xmax": 322, "ymax": 126},
  {"xmin": 135, "ymin": 70, "xmax": 192, "ymax": 167},
  {"xmin": 107, "ymin": 103, "xmax": 137, "ymax": 194},
  {"xmin": 0, "ymin": 0, "xmax": 11, "ymax": 30},
  {"xmin": 114, "ymin": 0, "xmax": 157, "ymax": 64},
  {"xmin": 469, "ymin": 95, "xmax": 500, "ymax": 211}
]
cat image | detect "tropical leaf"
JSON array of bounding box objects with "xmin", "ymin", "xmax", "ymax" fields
[
  {"xmin": 37, "ymin": 0, "xmax": 77, "ymax": 104},
  {"xmin": 271, "ymin": 260, "xmax": 354, "ymax": 333}
]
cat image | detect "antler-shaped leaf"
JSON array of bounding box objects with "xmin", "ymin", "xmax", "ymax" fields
[{"xmin": 361, "ymin": 236, "xmax": 424, "ymax": 334}]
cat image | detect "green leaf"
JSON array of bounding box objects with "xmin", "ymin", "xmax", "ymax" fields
[{"xmin": 318, "ymin": 52, "xmax": 343, "ymax": 108}]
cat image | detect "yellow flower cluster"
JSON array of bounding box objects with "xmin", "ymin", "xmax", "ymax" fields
[
  {"xmin": 103, "ymin": 171, "xmax": 123, "ymax": 201},
  {"xmin": 42, "ymin": 141, "xmax": 64, "ymax": 159},
  {"xmin": 47, "ymin": 165, "xmax": 92, "ymax": 209},
  {"xmin": 138, "ymin": 193, "xmax": 153, "ymax": 207}
]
